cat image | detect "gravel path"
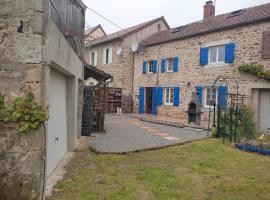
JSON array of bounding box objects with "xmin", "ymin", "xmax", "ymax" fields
[{"xmin": 87, "ymin": 114, "xmax": 208, "ymax": 153}]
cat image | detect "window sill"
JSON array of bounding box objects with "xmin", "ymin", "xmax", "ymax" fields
[
  {"xmin": 164, "ymin": 103, "xmax": 174, "ymax": 106},
  {"xmin": 204, "ymin": 63, "xmax": 229, "ymax": 69}
]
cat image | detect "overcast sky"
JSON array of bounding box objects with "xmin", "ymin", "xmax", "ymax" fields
[{"xmin": 83, "ymin": 0, "xmax": 270, "ymax": 34}]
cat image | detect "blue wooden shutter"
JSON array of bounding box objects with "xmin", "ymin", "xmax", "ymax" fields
[
  {"xmin": 173, "ymin": 87, "xmax": 180, "ymax": 107},
  {"xmin": 153, "ymin": 60, "xmax": 157, "ymax": 74},
  {"xmin": 161, "ymin": 59, "xmax": 166, "ymax": 73},
  {"xmin": 139, "ymin": 87, "xmax": 144, "ymax": 113},
  {"xmin": 225, "ymin": 43, "xmax": 235, "ymax": 63},
  {"xmin": 152, "ymin": 87, "xmax": 157, "ymax": 115},
  {"xmin": 196, "ymin": 86, "xmax": 203, "ymax": 106},
  {"xmin": 200, "ymin": 48, "xmax": 208, "ymax": 66},
  {"xmin": 157, "ymin": 87, "xmax": 163, "ymax": 106},
  {"xmin": 218, "ymin": 85, "xmax": 228, "ymax": 109},
  {"xmin": 173, "ymin": 57, "xmax": 179, "ymax": 72},
  {"xmin": 143, "ymin": 61, "xmax": 147, "ymax": 74}
]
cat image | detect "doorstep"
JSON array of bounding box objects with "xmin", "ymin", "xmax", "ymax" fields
[{"xmin": 126, "ymin": 114, "xmax": 209, "ymax": 131}]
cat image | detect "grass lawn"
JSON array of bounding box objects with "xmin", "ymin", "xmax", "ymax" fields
[{"xmin": 48, "ymin": 139, "xmax": 270, "ymax": 200}]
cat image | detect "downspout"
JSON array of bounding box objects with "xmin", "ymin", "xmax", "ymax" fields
[{"xmin": 131, "ymin": 52, "xmax": 135, "ymax": 112}]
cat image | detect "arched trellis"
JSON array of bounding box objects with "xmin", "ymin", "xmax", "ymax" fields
[{"xmin": 207, "ymin": 75, "xmax": 242, "ymax": 142}]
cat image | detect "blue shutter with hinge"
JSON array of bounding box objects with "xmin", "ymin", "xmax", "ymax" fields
[
  {"xmin": 173, "ymin": 57, "xmax": 179, "ymax": 72},
  {"xmin": 143, "ymin": 61, "xmax": 147, "ymax": 74},
  {"xmin": 139, "ymin": 87, "xmax": 144, "ymax": 113},
  {"xmin": 200, "ymin": 48, "xmax": 208, "ymax": 66},
  {"xmin": 173, "ymin": 87, "xmax": 180, "ymax": 107},
  {"xmin": 225, "ymin": 43, "xmax": 235, "ymax": 63},
  {"xmin": 161, "ymin": 59, "xmax": 166, "ymax": 73},
  {"xmin": 196, "ymin": 86, "xmax": 203, "ymax": 106},
  {"xmin": 157, "ymin": 87, "xmax": 163, "ymax": 106},
  {"xmin": 153, "ymin": 60, "xmax": 157, "ymax": 74},
  {"xmin": 218, "ymin": 85, "xmax": 228, "ymax": 109},
  {"xmin": 152, "ymin": 87, "xmax": 157, "ymax": 115}
]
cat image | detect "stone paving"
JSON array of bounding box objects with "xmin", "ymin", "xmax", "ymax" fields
[{"xmin": 87, "ymin": 114, "xmax": 209, "ymax": 153}]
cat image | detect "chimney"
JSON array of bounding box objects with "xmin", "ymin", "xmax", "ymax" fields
[{"xmin": 203, "ymin": 1, "xmax": 215, "ymax": 19}]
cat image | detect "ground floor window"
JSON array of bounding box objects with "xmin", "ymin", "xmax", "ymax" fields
[
  {"xmin": 205, "ymin": 87, "xmax": 217, "ymax": 107},
  {"xmin": 165, "ymin": 88, "xmax": 174, "ymax": 105}
]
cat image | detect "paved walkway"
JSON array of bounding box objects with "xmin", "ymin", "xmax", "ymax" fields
[{"xmin": 87, "ymin": 115, "xmax": 209, "ymax": 153}]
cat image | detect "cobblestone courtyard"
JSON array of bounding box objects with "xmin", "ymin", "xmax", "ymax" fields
[{"xmin": 87, "ymin": 115, "xmax": 208, "ymax": 153}]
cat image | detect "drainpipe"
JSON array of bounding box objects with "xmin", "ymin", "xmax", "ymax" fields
[{"xmin": 131, "ymin": 52, "xmax": 135, "ymax": 112}]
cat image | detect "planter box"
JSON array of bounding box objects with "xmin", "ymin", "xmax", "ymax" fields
[{"xmin": 235, "ymin": 144, "xmax": 270, "ymax": 156}]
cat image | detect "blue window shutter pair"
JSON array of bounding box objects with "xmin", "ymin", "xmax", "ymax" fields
[
  {"xmin": 153, "ymin": 60, "xmax": 157, "ymax": 73},
  {"xmin": 161, "ymin": 59, "xmax": 166, "ymax": 73},
  {"xmin": 225, "ymin": 43, "xmax": 235, "ymax": 63},
  {"xmin": 173, "ymin": 87, "xmax": 180, "ymax": 107},
  {"xmin": 142, "ymin": 61, "xmax": 147, "ymax": 74},
  {"xmin": 152, "ymin": 87, "xmax": 157, "ymax": 115},
  {"xmin": 139, "ymin": 87, "xmax": 144, "ymax": 113},
  {"xmin": 200, "ymin": 48, "xmax": 208, "ymax": 66},
  {"xmin": 218, "ymin": 85, "xmax": 228, "ymax": 109},
  {"xmin": 196, "ymin": 86, "xmax": 203, "ymax": 106},
  {"xmin": 173, "ymin": 57, "xmax": 179, "ymax": 72},
  {"xmin": 157, "ymin": 87, "xmax": 163, "ymax": 105}
]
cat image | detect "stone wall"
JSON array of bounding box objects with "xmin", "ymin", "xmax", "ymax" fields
[
  {"xmin": 86, "ymin": 19, "xmax": 169, "ymax": 112},
  {"xmin": 0, "ymin": 0, "xmax": 45, "ymax": 199},
  {"xmin": 133, "ymin": 22, "xmax": 270, "ymax": 123}
]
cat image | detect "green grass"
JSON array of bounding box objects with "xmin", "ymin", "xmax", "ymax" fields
[{"xmin": 48, "ymin": 139, "xmax": 270, "ymax": 200}]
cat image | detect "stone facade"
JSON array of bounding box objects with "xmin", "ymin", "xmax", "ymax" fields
[
  {"xmin": 133, "ymin": 21, "xmax": 270, "ymax": 126},
  {"xmin": 0, "ymin": 0, "xmax": 85, "ymax": 199},
  {"xmin": 86, "ymin": 19, "xmax": 169, "ymax": 112}
]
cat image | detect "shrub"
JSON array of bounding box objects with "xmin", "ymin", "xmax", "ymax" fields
[{"xmin": 238, "ymin": 63, "xmax": 270, "ymax": 80}]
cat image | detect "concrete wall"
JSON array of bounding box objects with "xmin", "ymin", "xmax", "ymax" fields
[
  {"xmin": 86, "ymin": 19, "xmax": 169, "ymax": 112},
  {"xmin": 133, "ymin": 22, "xmax": 270, "ymax": 123},
  {"xmin": 0, "ymin": 0, "xmax": 45, "ymax": 199}
]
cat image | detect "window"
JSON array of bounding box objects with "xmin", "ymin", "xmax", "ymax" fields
[
  {"xmin": 262, "ymin": 31, "xmax": 270, "ymax": 59},
  {"xmin": 204, "ymin": 87, "xmax": 217, "ymax": 107},
  {"xmin": 148, "ymin": 61, "xmax": 154, "ymax": 73},
  {"xmin": 90, "ymin": 51, "xmax": 97, "ymax": 66},
  {"xmin": 167, "ymin": 58, "xmax": 174, "ymax": 72},
  {"xmin": 165, "ymin": 88, "xmax": 174, "ymax": 105},
  {"xmin": 158, "ymin": 24, "xmax": 161, "ymax": 32},
  {"xmin": 227, "ymin": 9, "xmax": 246, "ymax": 18},
  {"xmin": 103, "ymin": 48, "xmax": 112, "ymax": 64},
  {"xmin": 209, "ymin": 45, "xmax": 225, "ymax": 64}
]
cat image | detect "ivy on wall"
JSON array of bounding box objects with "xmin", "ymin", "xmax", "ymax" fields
[
  {"xmin": 238, "ymin": 63, "xmax": 270, "ymax": 80},
  {"xmin": 0, "ymin": 92, "xmax": 49, "ymax": 134}
]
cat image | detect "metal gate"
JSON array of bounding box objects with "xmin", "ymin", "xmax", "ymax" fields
[{"xmin": 207, "ymin": 76, "xmax": 247, "ymax": 142}]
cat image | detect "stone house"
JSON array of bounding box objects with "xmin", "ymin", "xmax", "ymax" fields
[
  {"xmin": 85, "ymin": 17, "xmax": 170, "ymax": 112},
  {"xmin": 85, "ymin": 24, "xmax": 106, "ymax": 44},
  {"xmin": 0, "ymin": 0, "xmax": 86, "ymax": 199},
  {"xmin": 133, "ymin": 2, "xmax": 270, "ymax": 133}
]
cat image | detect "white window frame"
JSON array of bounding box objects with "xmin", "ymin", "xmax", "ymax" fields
[
  {"xmin": 209, "ymin": 45, "xmax": 225, "ymax": 64},
  {"xmin": 204, "ymin": 87, "xmax": 218, "ymax": 108},
  {"xmin": 165, "ymin": 87, "xmax": 174, "ymax": 105},
  {"xmin": 103, "ymin": 47, "xmax": 112, "ymax": 64},
  {"xmin": 147, "ymin": 61, "xmax": 154, "ymax": 74},
  {"xmin": 166, "ymin": 58, "xmax": 174, "ymax": 72},
  {"xmin": 90, "ymin": 50, "xmax": 97, "ymax": 66}
]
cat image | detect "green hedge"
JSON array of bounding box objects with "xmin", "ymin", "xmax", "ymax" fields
[{"xmin": 238, "ymin": 63, "xmax": 270, "ymax": 80}]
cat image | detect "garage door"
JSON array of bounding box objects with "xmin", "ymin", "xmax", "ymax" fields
[
  {"xmin": 259, "ymin": 90, "xmax": 270, "ymax": 134},
  {"xmin": 47, "ymin": 69, "xmax": 68, "ymax": 177}
]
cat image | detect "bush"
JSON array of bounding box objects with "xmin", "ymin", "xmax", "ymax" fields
[
  {"xmin": 236, "ymin": 105, "xmax": 257, "ymax": 141},
  {"xmin": 238, "ymin": 63, "xmax": 270, "ymax": 80}
]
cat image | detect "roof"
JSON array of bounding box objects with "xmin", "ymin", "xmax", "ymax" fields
[
  {"xmin": 85, "ymin": 24, "xmax": 106, "ymax": 36},
  {"xmin": 86, "ymin": 16, "xmax": 170, "ymax": 47},
  {"xmin": 84, "ymin": 64, "xmax": 112, "ymax": 82},
  {"xmin": 142, "ymin": 3, "xmax": 270, "ymax": 47}
]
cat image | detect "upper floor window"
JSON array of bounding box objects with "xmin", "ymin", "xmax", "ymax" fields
[
  {"xmin": 90, "ymin": 51, "xmax": 97, "ymax": 66},
  {"xmin": 204, "ymin": 87, "xmax": 217, "ymax": 108},
  {"xmin": 103, "ymin": 48, "xmax": 112, "ymax": 64},
  {"xmin": 167, "ymin": 58, "xmax": 174, "ymax": 72},
  {"xmin": 148, "ymin": 61, "xmax": 154, "ymax": 73},
  {"xmin": 209, "ymin": 45, "xmax": 225, "ymax": 64},
  {"xmin": 165, "ymin": 88, "xmax": 174, "ymax": 105},
  {"xmin": 158, "ymin": 24, "xmax": 161, "ymax": 32}
]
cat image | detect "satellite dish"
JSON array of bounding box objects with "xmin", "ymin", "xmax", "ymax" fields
[{"xmin": 131, "ymin": 41, "xmax": 139, "ymax": 52}]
